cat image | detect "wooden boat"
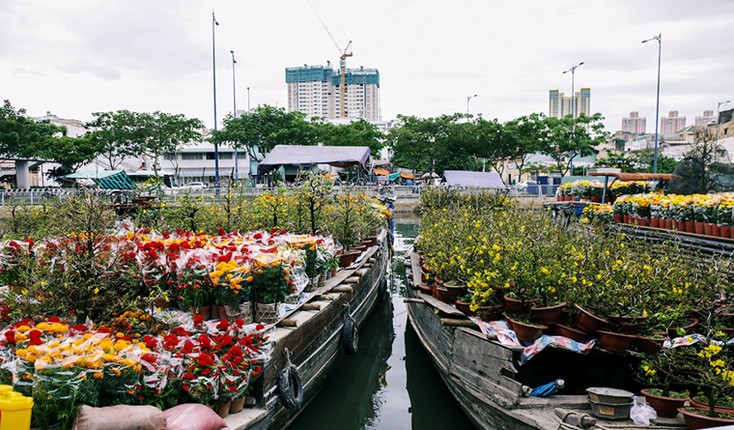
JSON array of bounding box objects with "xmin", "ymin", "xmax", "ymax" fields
[
  {"xmin": 224, "ymin": 230, "xmax": 391, "ymax": 430},
  {"xmin": 404, "ymin": 251, "xmax": 686, "ymax": 430}
]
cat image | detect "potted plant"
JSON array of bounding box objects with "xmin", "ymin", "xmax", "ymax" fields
[{"xmin": 252, "ymin": 254, "xmax": 293, "ymax": 324}]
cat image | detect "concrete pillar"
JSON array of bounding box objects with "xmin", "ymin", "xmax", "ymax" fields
[{"xmin": 15, "ymin": 160, "xmax": 30, "ymax": 189}]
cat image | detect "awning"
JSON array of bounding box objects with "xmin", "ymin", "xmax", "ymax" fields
[
  {"xmin": 374, "ymin": 168, "xmax": 391, "ymax": 176},
  {"xmin": 400, "ymin": 172, "xmax": 414, "ymax": 180},
  {"xmin": 63, "ymin": 170, "xmax": 136, "ymax": 190},
  {"xmin": 388, "ymin": 172, "xmax": 401, "ymax": 181},
  {"xmin": 589, "ymin": 172, "xmax": 673, "ymax": 181},
  {"xmin": 258, "ymin": 145, "xmax": 371, "ymax": 176},
  {"xmin": 443, "ymin": 170, "xmax": 507, "ymax": 189}
]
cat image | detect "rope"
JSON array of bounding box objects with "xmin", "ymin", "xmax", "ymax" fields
[{"xmin": 284, "ymin": 348, "xmax": 293, "ymax": 368}]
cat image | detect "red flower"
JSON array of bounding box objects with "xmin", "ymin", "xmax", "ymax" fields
[
  {"xmin": 197, "ymin": 334, "xmax": 212, "ymax": 349},
  {"xmin": 255, "ymin": 324, "xmax": 265, "ymax": 331},
  {"xmin": 197, "ymin": 353, "xmax": 215, "ymax": 367},
  {"xmin": 182, "ymin": 372, "xmax": 195, "ymax": 380},
  {"xmin": 216, "ymin": 319, "xmax": 229, "ymax": 331},
  {"xmin": 4, "ymin": 330, "xmax": 15, "ymax": 344},
  {"xmin": 181, "ymin": 340, "xmax": 195, "ymax": 354},
  {"xmin": 142, "ymin": 335, "xmax": 158, "ymax": 349},
  {"xmin": 141, "ymin": 353, "xmax": 157, "ymax": 364},
  {"xmin": 218, "ymin": 228, "xmax": 226, "ymax": 236},
  {"xmin": 193, "ymin": 314, "xmax": 204, "ymax": 326}
]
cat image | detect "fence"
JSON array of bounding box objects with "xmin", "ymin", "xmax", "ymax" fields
[{"xmin": 0, "ymin": 184, "xmax": 561, "ymax": 207}]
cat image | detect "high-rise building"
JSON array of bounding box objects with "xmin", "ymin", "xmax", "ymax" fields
[
  {"xmin": 621, "ymin": 111, "xmax": 646, "ymax": 134},
  {"xmin": 286, "ymin": 64, "xmax": 380, "ymax": 121},
  {"xmin": 660, "ymin": 110, "xmax": 686, "ymax": 137},
  {"xmin": 695, "ymin": 110, "xmax": 715, "ymax": 127},
  {"xmin": 548, "ymin": 89, "xmax": 591, "ymax": 118}
]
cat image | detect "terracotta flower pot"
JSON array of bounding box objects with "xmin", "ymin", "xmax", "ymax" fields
[
  {"xmin": 704, "ymin": 222, "xmax": 714, "ymax": 237},
  {"xmin": 634, "ymin": 335, "xmax": 668, "ymax": 354},
  {"xmin": 216, "ymin": 401, "xmax": 232, "ymax": 418},
  {"xmin": 685, "ymin": 220, "xmax": 696, "ymax": 233},
  {"xmin": 553, "ymin": 324, "xmax": 589, "ymax": 343},
  {"xmin": 573, "ymin": 304, "xmax": 608, "ymax": 333},
  {"xmin": 638, "ymin": 216, "xmax": 650, "ymax": 227},
  {"xmin": 694, "ymin": 221, "xmax": 705, "ymax": 235},
  {"xmin": 556, "ymin": 196, "xmax": 563, "ymax": 202},
  {"xmin": 478, "ymin": 305, "xmax": 503, "ymax": 322},
  {"xmin": 713, "ymin": 224, "xmax": 721, "ymax": 237},
  {"xmin": 666, "ymin": 317, "xmax": 699, "ymax": 338},
  {"xmin": 613, "ymin": 213, "xmax": 623, "ymax": 224},
  {"xmin": 191, "ymin": 305, "xmax": 212, "ymax": 320},
  {"xmin": 506, "ymin": 316, "xmax": 547, "ymax": 344},
  {"xmin": 443, "ymin": 283, "xmax": 467, "ymax": 303},
  {"xmin": 530, "ymin": 302, "xmax": 567, "ymax": 325},
  {"xmin": 689, "ymin": 397, "xmax": 734, "ymax": 415},
  {"xmin": 504, "ymin": 295, "xmax": 539, "ymax": 314},
  {"xmin": 725, "ymin": 225, "xmax": 734, "ymax": 238},
  {"xmin": 338, "ymin": 251, "xmax": 360, "ymax": 267},
  {"xmin": 417, "ymin": 283, "xmax": 433, "ymax": 295},
  {"xmin": 650, "ymin": 217, "xmax": 660, "ymax": 228},
  {"xmin": 678, "ymin": 406, "xmax": 734, "ymax": 429},
  {"xmin": 454, "ymin": 300, "xmax": 475, "ymax": 317},
  {"xmin": 230, "ymin": 397, "xmax": 246, "ymax": 414},
  {"xmin": 640, "ymin": 388, "xmax": 689, "ymax": 418},
  {"xmin": 596, "ymin": 330, "xmax": 636, "ymax": 353},
  {"xmin": 607, "ymin": 315, "xmax": 647, "ymax": 335},
  {"xmin": 432, "ymin": 286, "xmax": 452, "ymax": 304}
]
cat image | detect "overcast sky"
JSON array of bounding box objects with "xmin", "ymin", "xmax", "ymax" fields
[{"xmin": 2, "ymin": 0, "xmax": 734, "ymax": 132}]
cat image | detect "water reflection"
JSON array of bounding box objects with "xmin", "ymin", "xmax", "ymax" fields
[{"xmin": 291, "ymin": 222, "xmax": 473, "ymax": 430}]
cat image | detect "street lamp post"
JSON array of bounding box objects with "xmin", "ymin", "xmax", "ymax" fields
[
  {"xmin": 563, "ymin": 62, "xmax": 583, "ymax": 175},
  {"xmin": 642, "ymin": 33, "xmax": 661, "ymax": 173},
  {"xmin": 466, "ymin": 94, "xmax": 477, "ymax": 116},
  {"xmin": 562, "ymin": 62, "xmax": 584, "ymax": 119},
  {"xmin": 231, "ymin": 50, "xmax": 238, "ymax": 181},
  {"xmin": 212, "ymin": 11, "xmax": 220, "ymax": 186},
  {"xmin": 247, "ymin": 86, "xmax": 251, "ymax": 111}
]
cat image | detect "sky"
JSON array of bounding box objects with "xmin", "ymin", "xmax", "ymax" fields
[{"xmin": 2, "ymin": 0, "xmax": 734, "ymax": 133}]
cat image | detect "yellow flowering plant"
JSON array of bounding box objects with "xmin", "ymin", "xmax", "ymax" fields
[{"xmin": 640, "ymin": 340, "xmax": 734, "ymax": 418}]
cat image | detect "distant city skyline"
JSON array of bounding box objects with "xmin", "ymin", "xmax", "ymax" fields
[{"xmin": 2, "ymin": 1, "xmax": 734, "ymax": 133}]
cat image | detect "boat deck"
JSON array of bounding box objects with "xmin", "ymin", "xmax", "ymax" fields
[
  {"xmin": 405, "ymin": 251, "xmax": 686, "ymax": 430},
  {"xmin": 224, "ymin": 232, "xmax": 390, "ymax": 429}
]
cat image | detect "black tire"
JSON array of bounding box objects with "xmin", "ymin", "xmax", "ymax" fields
[
  {"xmin": 378, "ymin": 278, "xmax": 389, "ymax": 303},
  {"xmin": 276, "ymin": 364, "xmax": 303, "ymax": 409},
  {"xmin": 342, "ymin": 316, "xmax": 359, "ymax": 355}
]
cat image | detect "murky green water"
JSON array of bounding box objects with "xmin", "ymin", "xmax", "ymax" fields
[{"xmin": 290, "ymin": 222, "xmax": 475, "ymax": 429}]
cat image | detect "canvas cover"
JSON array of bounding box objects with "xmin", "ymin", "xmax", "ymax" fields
[
  {"xmin": 258, "ymin": 145, "xmax": 370, "ymax": 175},
  {"xmin": 443, "ymin": 170, "xmax": 506, "ymax": 189}
]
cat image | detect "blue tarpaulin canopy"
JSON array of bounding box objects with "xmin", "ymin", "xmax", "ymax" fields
[{"xmin": 443, "ymin": 170, "xmax": 507, "ymax": 189}]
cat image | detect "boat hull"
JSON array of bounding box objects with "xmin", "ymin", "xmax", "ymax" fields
[{"xmin": 225, "ymin": 232, "xmax": 391, "ymax": 430}]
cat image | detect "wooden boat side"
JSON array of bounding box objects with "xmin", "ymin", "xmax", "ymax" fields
[
  {"xmin": 405, "ymin": 251, "xmax": 685, "ymax": 430},
  {"xmin": 225, "ymin": 231, "xmax": 390, "ymax": 430}
]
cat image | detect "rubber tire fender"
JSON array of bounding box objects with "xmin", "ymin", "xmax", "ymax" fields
[
  {"xmin": 342, "ymin": 316, "xmax": 359, "ymax": 355},
  {"xmin": 276, "ymin": 364, "xmax": 303, "ymax": 409}
]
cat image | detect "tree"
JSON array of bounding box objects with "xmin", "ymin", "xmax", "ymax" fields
[
  {"xmin": 536, "ymin": 113, "xmax": 608, "ymax": 176},
  {"xmin": 42, "ymin": 136, "xmax": 101, "ymax": 181},
  {"xmin": 388, "ymin": 114, "xmax": 477, "ymax": 174},
  {"xmin": 85, "ymin": 110, "xmax": 142, "ymax": 170},
  {"xmin": 132, "ymin": 111, "xmax": 204, "ymax": 174},
  {"xmin": 468, "ymin": 115, "xmax": 543, "ymax": 177},
  {"xmin": 318, "ymin": 119, "xmax": 385, "ymax": 157},
  {"xmin": 0, "ymin": 100, "xmax": 62, "ymax": 159},
  {"xmin": 210, "ymin": 105, "xmax": 320, "ymax": 162},
  {"xmin": 667, "ymin": 127, "xmax": 731, "ymax": 194}
]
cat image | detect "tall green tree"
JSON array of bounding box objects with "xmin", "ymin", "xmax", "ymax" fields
[
  {"xmin": 85, "ymin": 110, "xmax": 141, "ymax": 170},
  {"xmin": 536, "ymin": 113, "xmax": 608, "ymax": 176},
  {"xmin": 388, "ymin": 114, "xmax": 477, "ymax": 174},
  {"xmin": 0, "ymin": 100, "xmax": 62, "ymax": 159},
  {"xmin": 132, "ymin": 111, "xmax": 204, "ymax": 174},
  {"xmin": 42, "ymin": 136, "xmax": 102, "ymax": 181},
  {"xmin": 318, "ymin": 119, "xmax": 385, "ymax": 157},
  {"xmin": 211, "ymin": 105, "xmax": 320, "ymax": 162}
]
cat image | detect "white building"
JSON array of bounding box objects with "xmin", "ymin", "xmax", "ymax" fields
[
  {"xmin": 286, "ymin": 64, "xmax": 381, "ymax": 121},
  {"xmin": 548, "ymin": 88, "xmax": 591, "ymax": 118}
]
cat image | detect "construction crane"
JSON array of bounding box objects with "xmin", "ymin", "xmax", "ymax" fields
[{"xmin": 306, "ymin": 0, "xmax": 353, "ymax": 118}]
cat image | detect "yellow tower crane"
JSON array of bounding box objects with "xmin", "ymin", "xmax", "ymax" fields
[{"xmin": 307, "ymin": 0, "xmax": 353, "ymax": 118}]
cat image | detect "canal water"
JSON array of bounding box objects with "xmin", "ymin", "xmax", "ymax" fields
[{"xmin": 290, "ymin": 222, "xmax": 475, "ymax": 430}]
